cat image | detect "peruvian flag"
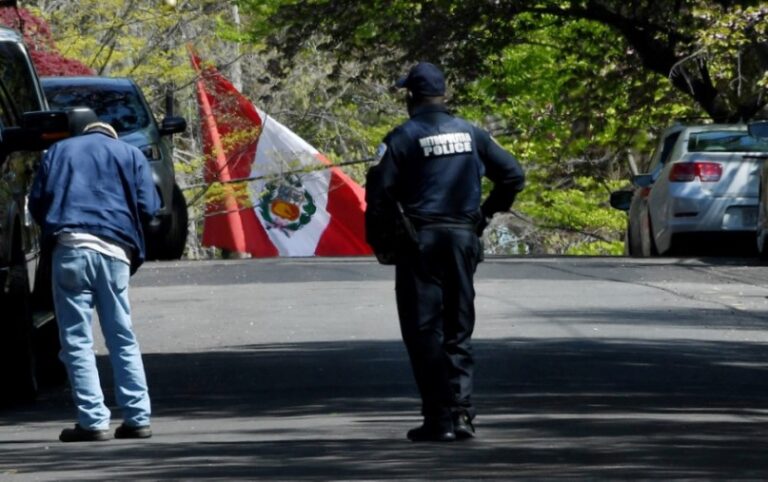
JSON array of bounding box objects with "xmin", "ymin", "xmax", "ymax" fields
[{"xmin": 190, "ymin": 49, "xmax": 372, "ymax": 257}]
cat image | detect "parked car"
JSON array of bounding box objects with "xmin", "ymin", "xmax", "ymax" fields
[
  {"xmin": 40, "ymin": 76, "xmax": 188, "ymax": 259},
  {"xmin": 0, "ymin": 25, "xmax": 95, "ymax": 401},
  {"xmin": 747, "ymin": 120, "xmax": 768, "ymax": 259},
  {"xmin": 610, "ymin": 123, "xmax": 768, "ymax": 256}
]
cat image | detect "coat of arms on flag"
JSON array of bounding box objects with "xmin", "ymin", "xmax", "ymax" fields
[
  {"xmin": 189, "ymin": 48, "xmax": 372, "ymax": 257},
  {"xmin": 259, "ymin": 175, "xmax": 317, "ymax": 235}
]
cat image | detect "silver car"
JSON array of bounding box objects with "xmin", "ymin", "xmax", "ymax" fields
[
  {"xmin": 749, "ymin": 121, "xmax": 768, "ymax": 259},
  {"xmin": 611, "ymin": 124, "xmax": 768, "ymax": 256}
]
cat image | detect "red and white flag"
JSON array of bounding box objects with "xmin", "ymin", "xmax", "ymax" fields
[{"xmin": 190, "ymin": 50, "xmax": 372, "ymax": 257}]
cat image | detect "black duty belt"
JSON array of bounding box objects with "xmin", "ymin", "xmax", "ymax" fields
[{"xmin": 417, "ymin": 222, "xmax": 475, "ymax": 231}]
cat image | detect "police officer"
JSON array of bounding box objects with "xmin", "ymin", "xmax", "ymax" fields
[{"xmin": 366, "ymin": 62, "xmax": 525, "ymax": 442}]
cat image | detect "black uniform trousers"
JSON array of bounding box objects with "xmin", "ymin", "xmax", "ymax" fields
[{"xmin": 395, "ymin": 225, "xmax": 480, "ymax": 421}]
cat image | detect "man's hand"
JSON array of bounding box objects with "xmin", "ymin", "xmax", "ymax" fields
[{"xmin": 476, "ymin": 215, "xmax": 491, "ymax": 236}]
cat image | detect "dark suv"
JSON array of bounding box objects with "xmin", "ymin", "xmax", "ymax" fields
[
  {"xmin": 0, "ymin": 26, "xmax": 93, "ymax": 402},
  {"xmin": 41, "ymin": 76, "xmax": 188, "ymax": 259}
]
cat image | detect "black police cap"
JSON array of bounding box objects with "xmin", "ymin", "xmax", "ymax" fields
[{"xmin": 395, "ymin": 62, "xmax": 446, "ymax": 97}]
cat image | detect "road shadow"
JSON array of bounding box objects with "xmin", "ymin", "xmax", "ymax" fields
[
  {"xmin": 664, "ymin": 232, "xmax": 758, "ymax": 258},
  {"xmin": 2, "ymin": 337, "xmax": 768, "ymax": 479}
]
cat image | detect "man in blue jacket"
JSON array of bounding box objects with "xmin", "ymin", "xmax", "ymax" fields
[
  {"xmin": 366, "ymin": 62, "xmax": 525, "ymax": 442},
  {"xmin": 30, "ymin": 121, "xmax": 160, "ymax": 442}
]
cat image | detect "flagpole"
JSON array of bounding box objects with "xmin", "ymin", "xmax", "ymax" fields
[{"xmin": 188, "ymin": 44, "xmax": 248, "ymax": 253}]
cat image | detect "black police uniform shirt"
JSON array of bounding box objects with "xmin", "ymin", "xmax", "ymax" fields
[{"xmin": 367, "ymin": 103, "xmax": 525, "ymax": 231}]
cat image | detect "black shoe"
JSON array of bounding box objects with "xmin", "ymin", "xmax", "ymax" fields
[
  {"xmin": 115, "ymin": 423, "xmax": 152, "ymax": 439},
  {"xmin": 59, "ymin": 424, "xmax": 110, "ymax": 443},
  {"xmin": 453, "ymin": 412, "xmax": 476, "ymax": 439},
  {"xmin": 407, "ymin": 420, "xmax": 456, "ymax": 442}
]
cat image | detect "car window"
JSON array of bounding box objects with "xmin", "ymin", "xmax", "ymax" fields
[
  {"xmin": 43, "ymin": 83, "xmax": 151, "ymax": 135},
  {"xmin": 645, "ymin": 130, "xmax": 681, "ymax": 177},
  {"xmin": 688, "ymin": 130, "xmax": 768, "ymax": 153},
  {"xmin": 0, "ymin": 41, "xmax": 42, "ymax": 115},
  {"xmin": 657, "ymin": 132, "xmax": 681, "ymax": 165},
  {"xmin": 0, "ymin": 79, "xmax": 17, "ymax": 127}
]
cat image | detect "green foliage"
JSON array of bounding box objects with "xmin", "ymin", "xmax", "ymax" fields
[
  {"xmin": 240, "ymin": 42, "xmax": 404, "ymax": 183},
  {"xmin": 520, "ymin": 176, "xmax": 626, "ymax": 231},
  {"xmin": 39, "ymin": 0, "xmax": 224, "ymax": 103},
  {"xmin": 244, "ymin": 0, "xmax": 768, "ymax": 122},
  {"xmin": 31, "ymin": 0, "xmax": 768, "ymax": 256},
  {"xmin": 453, "ymin": 18, "xmax": 694, "ymax": 254},
  {"xmin": 691, "ymin": 5, "xmax": 768, "ymax": 110},
  {"xmin": 567, "ymin": 239, "xmax": 624, "ymax": 256},
  {"xmin": 31, "ymin": 1, "xmax": 244, "ymax": 258}
]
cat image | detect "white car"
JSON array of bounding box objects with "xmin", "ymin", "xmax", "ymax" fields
[
  {"xmin": 749, "ymin": 121, "xmax": 768, "ymax": 259},
  {"xmin": 611, "ymin": 124, "xmax": 768, "ymax": 256}
]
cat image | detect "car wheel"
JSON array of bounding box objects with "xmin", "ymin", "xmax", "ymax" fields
[
  {"xmin": 622, "ymin": 229, "xmax": 630, "ymax": 256},
  {"xmin": 0, "ymin": 236, "xmax": 38, "ymax": 403},
  {"xmin": 758, "ymin": 230, "xmax": 768, "ymax": 262},
  {"xmin": 647, "ymin": 215, "xmax": 659, "ymax": 256},
  {"xmin": 638, "ymin": 212, "xmax": 657, "ymax": 257},
  {"xmin": 627, "ymin": 219, "xmax": 643, "ymax": 257},
  {"xmin": 29, "ymin": 246, "xmax": 66, "ymax": 386},
  {"xmin": 758, "ymin": 185, "xmax": 768, "ymax": 262},
  {"xmin": 34, "ymin": 318, "xmax": 66, "ymax": 386},
  {"xmin": 159, "ymin": 183, "xmax": 188, "ymax": 260}
]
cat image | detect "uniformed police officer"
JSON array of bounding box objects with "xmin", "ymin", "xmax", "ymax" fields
[{"xmin": 365, "ymin": 62, "xmax": 525, "ymax": 442}]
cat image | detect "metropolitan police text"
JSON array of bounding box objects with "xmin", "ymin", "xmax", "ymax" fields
[{"xmin": 419, "ymin": 132, "xmax": 473, "ymax": 157}]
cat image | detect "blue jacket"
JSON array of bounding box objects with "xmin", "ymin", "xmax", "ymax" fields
[
  {"xmin": 29, "ymin": 131, "xmax": 160, "ymax": 274},
  {"xmin": 369, "ymin": 104, "xmax": 524, "ymax": 224},
  {"xmin": 365, "ymin": 103, "xmax": 525, "ymax": 259}
]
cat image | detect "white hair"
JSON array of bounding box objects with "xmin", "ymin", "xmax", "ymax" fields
[{"xmin": 83, "ymin": 121, "xmax": 118, "ymax": 139}]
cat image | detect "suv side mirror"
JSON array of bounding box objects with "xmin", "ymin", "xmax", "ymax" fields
[
  {"xmin": 748, "ymin": 120, "xmax": 768, "ymax": 140},
  {"xmin": 1, "ymin": 108, "xmax": 99, "ymax": 157},
  {"xmin": 2, "ymin": 111, "xmax": 70, "ymax": 152},
  {"xmin": 22, "ymin": 111, "xmax": 71, "ymax": 143},
  {"xmin": 632, "ymin": 174, "xmax": 654, "ymax": 188},
  {"xmin": 159, "ymin": 116, "xmax": 187, "ymax": 136},
  {"xmin": 609, "ymin": 190, "xmax": 633, "ymax": 211}
]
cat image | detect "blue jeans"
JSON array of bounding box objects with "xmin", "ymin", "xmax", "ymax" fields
[{"xmin": 52, "ymin": 245, "xmax": 151, "ymax": 430}]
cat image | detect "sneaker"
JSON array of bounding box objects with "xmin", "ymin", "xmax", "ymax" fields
[
  {"xmin": 407, "ymin": 418, "xmax": 455, "ymax": 442},
  {"xmin": 59, "ymin": 424, "xmax": 110, "ymax": 443},
  {"xmin": 453, "ymin": 412, "xmax": 476, "ymax": 439},
  {"xmin": 115, "ymin": 423, "xmax": 152, "ymax": 439}
]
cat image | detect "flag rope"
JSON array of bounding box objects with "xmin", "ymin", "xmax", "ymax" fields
[{"xmin": 181, "ymin": 156, "xmax": 376, "ymax": 192}]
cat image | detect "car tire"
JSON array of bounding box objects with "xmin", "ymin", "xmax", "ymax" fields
[
  {"xmin": 627, "ymin": 219, "xmax": 643, "ymax": 257},
  {"xmin": 632, "ymin": 210, "xmax": 657, "ymax": 257},
  {"xmin": 30, "ymin": 246, "xmax": 66, "ymax": 386},
  {"xmin": 0, "ymin": 236, "xmax": 38, "ymax": 404},
  {"xmin": 758, "ymin": 231, "xmax": 768, "ymax": 262},
  {"xmin": 34, "ymin": 318, "xmax": 66, "ymax": 386},
  {"xmin": 159, "ymin": 183, "xmax": 188, "ymax": 260},
  {"xmin": 641, "ymin": 213, "xmax": 659, "ymax": 256},
  {"xmin": 758, "ymin": 185, "xmax": 768, "ymax": 262}
]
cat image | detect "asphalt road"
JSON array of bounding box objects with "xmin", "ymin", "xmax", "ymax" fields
[{"xmin": 3, "ymin": 256, "xmax": 768, "ymax": 480}]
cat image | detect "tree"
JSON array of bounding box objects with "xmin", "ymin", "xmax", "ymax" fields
[
  {"xmin": 31, "ymin": 1, "xmax": 225, "ymax": 97},
  {"xmin": 32, "ymin": 1, "xmax": 754, "ymax": 255},
  {"xmin": 0, "ymin": 6, "xmax": 93, "ymax": 75},
  {"xmin": 454, "ymin": 19, "xmax": 692, "ymax": 254},
  {"xmin": 28, "ymin": 1, "xmax": 396, "ymax": 257},
  {"xmin": 26, "ymin": 0, "xmax": 242, "ymax": 258},
  {"xmin": 240, "ymin": 0, "xmax": 768, "ymax": 122},
  {"xmin": 229, "ymin": 1, "xmax": 768, "ymax": 255}
]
